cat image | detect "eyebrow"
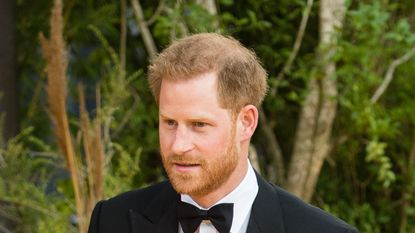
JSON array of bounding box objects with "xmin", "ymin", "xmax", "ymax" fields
[{"xmin": 159, "ymin": 113, "xmax": 215, "ymax": 123}]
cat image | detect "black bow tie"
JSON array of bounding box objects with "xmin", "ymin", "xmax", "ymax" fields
[{"xmin": 177, "ymin": 201, "xmax": 234, "ymax": 233}]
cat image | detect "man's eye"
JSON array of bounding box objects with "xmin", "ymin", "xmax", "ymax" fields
[
  {"xmin": 166, "ymin": 120, "xmax": 177, "ymax": 126},
  {"xmin": 193, "ymin": 122, "xmax": 207, "ymax": 128}
]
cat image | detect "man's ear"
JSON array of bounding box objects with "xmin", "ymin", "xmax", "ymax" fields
[{"xmin": 238, "ymin": 105, "xmax": 259, "ymax": 142}]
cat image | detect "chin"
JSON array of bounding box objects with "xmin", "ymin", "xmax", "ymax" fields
[{"xmin": 171, "ymin": 180, "xmax": 200, "ymax": 195}]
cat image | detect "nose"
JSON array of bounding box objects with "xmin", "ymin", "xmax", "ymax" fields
[{"xmin": 171, "ymin": 126, "xmax": 194, "ymax": 155}]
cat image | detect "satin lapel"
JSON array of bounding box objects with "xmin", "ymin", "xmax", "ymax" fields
[
  {"xmin": 246, "ymin": 172, "xmax": 285, "ymax": 233},
  {"xmin": 128, "ymin": 182, "xmax": 179, "ymax": 233}
]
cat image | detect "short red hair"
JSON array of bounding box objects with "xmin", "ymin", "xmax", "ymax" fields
[{"xmin": 148, "ymin": 33, "xmax": 268, "ymax": 113}]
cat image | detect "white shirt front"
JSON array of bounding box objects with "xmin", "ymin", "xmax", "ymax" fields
[{"xmin": 178, "ymin": 160, "xmax": 259, "ymax": 233}]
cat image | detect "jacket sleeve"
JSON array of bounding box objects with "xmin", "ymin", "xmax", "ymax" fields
[{"xmin": 87, "ymin": 201, "xmax": 104, "ymax": 233}]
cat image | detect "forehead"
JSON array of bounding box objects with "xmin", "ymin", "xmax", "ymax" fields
[
  {"xmin": 159, "ymin": 73, "xmax": 230, "ymax": 119},
  {"xmin": 160, "ymin": 72, "xmax": 217, "ymax": 100}
]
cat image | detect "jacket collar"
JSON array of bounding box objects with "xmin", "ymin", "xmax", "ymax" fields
[{"xmin": 246, "ymin": 171, "xmax": 285, "ymax": 233}]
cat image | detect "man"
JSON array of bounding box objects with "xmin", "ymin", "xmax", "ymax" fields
[{"xmin": 87, "ymin": 33, "xmax": 358, "ymax": 233}]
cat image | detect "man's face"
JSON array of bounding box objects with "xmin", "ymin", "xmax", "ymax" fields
[{"xmin": 159, "ymin": 72, "xmax": 242, "ymax": 197}]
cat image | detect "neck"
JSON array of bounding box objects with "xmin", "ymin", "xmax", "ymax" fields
[{"xmin": 190, "ymin": 158, "xmax": 248, "ymax": 208}]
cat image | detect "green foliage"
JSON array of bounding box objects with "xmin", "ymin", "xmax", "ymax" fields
[
  {"xmin": 182, "ymin": 3, "xmax": 218, "ymax": 32},
  {"xmin": 104, "ymin": 143, "xmax": 142, "ymax": 197},
  {"xmin": 322, "ymin": 201, "xmax": 383, "ymax": 233},
  {"xmin": 318, "ymin": 0, "xmax": 415, "ymax": 232},
  {"xmin": 366, "ymin": 140, "xmax": 395, "ymax": 188},
  {"xmin": 0, "ymin": 127, "xmax": 145, "ymax": 232},
  {"xmin": 0, "ymin": 128, "xmax": 76, "ymax": 233}
]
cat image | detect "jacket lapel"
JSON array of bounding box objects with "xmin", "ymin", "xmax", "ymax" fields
[
  {"xmin": 246, "ymin": 172, "xmax": 285, "ymax": 233},
  {"xmin": 128, "ymin": 182, "xmax": 179, "ymax": 233}
]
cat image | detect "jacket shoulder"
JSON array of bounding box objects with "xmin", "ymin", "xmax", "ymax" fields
[
  {"xmin": 102, "ymin": 180, "xmax": 174, "ymax": 212},
  {"xmin": 87, "ymin": 181, "xmax": 176, "ymax": 233},
  {"xmin": 271, "ymin": 184, "xmax": 358, "ymax": 233}
]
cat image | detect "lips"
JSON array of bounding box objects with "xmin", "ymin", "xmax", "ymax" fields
[
  {"xmin": 174, "ymin": 162, "xmax": 199, "ymax": 166},
  {"xmin": 172, "ymin": 162, "xmax": 201, "ymax": 172}
]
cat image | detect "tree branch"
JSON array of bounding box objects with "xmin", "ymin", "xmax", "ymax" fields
[
  {"xmin": 271, "ymin": 0, "xmax": 314, "ymax": 96},
  {"xmin": 130, "ymin": 0, "xmax": 158, "ymax": 60},
  {"xmin": 400, "ymin": 134, "xmax": 415, "ymax": 233},
  {"xmin": 120, "ymin": 0, "xmax": 127, "ymax": 73},
  {"xmin": 112, "ymin": 88, "xmax": 141, "ymax": 137},
  {"xmin": 371, "ymin": 45, "xmax": 415, "ymax": 104},
  {"xmin": 146, "ymin": 0, "xmax": 165, "ymax": 26},
  {"xmin": 196, "ymin": 0, "xmax": 219, "ymax": 31},
  {"xmin": 302, "ymin": 0, "xmax": 345, "ymax": 202},
  {"xmin": 196, "ymin": 0, "xmax": 217, "ymax": 15},
  {"xmin": 285, "ymin": 77, "xmax": 320, "ymax": 197},
  {"xmin": 169, "ymin": 0, "xmax": 189, "ymax": 40},
  {"xmin": 258, "ymin": 107, "xmax": 285, "ymax": 185},
  {"xmin": 0, "ymin": 224, "xmax": 12, "ymax": 233},
  {"xmin": 285, "ymin": 0, "xmax": 345, "ymax": 201}
]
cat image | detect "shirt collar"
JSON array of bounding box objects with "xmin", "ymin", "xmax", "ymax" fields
[{"xmin": 181, "ymin": 160, "xmax": 259, "ymax": 233}]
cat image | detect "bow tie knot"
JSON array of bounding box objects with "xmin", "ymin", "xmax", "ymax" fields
[{"xmin": 177, "ymin": 201, "xmax": 234, "ymax": 233}]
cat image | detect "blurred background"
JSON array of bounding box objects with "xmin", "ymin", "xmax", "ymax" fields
[{"xmin": 0, "ymin": 0, "xmax": 415, "ymax": 232}]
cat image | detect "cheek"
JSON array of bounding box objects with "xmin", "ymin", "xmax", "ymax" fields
[
  {"xmin": 195, "ymin": 130, "xmax": 230, "ymax": 152},
  {"xmin": 159, "ymin": 129, "xmax": 172, "ymax": 153}
]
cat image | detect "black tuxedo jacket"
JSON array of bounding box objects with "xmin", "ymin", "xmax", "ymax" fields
[{"xmin": 87, "ymin": 173, "xmax": 358, "ymax": 233}]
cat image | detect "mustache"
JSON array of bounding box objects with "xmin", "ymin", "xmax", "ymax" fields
[{"xmin": 167, "ymin": 154, "xmax": 204, "ymax": 165}]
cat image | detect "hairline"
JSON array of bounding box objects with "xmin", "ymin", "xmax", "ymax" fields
[{"xmin": 156, "ymin": 70, "xmax": 244, "ymax": 117}]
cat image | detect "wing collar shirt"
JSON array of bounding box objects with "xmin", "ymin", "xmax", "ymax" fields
[{"xmin": 179, "ymin": 160, "xmax": 259, "ymax": 233}]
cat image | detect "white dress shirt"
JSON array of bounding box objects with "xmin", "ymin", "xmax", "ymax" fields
[{"xmin": 178, "ymin": 160, "xmax": 259, "ymax": 233}]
